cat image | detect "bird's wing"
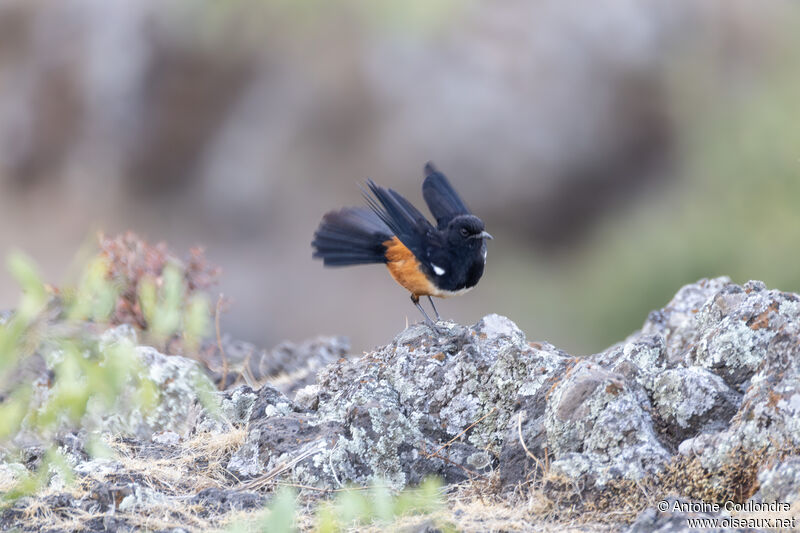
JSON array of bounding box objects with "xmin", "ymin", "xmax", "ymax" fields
[
  {"xmin": 422, "ymin": 162, "xmax": 471, "ymax": 229},
  {"xmin": 363, "ymin": 179, "xmax": 437, "ymax": 259}
]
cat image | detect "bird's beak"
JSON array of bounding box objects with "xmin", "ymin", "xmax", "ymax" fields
[{"xmin": 478, "ymin": 231, "xmax": 493, "ymax": 240}]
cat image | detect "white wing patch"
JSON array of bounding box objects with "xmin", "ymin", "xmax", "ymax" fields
[{"xmin": 432, "ymin": 264, "xmax": 445, "ymax": 276}]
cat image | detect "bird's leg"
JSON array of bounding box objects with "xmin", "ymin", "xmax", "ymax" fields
[
  {"xmin": 427, "ymin": 296, "xmax": 441, "ymax": 321},
  {"xmin": 410, "ymin": 294, "xmax": 436, "ymax": 326}
]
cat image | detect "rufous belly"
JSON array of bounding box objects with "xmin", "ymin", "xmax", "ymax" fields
[{"xmin": 382, "ymin": 237, "xmax": 474, "ymax": 298}]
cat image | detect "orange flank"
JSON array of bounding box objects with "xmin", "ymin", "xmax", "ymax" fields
[{"xmin": 383, "ymin": 237, "xmax": 438, "ymax": 297}]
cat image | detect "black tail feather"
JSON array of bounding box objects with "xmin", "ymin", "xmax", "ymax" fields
[{"xmin": 312, "ymin": 207, "xmax": 392, "ymax": 266}]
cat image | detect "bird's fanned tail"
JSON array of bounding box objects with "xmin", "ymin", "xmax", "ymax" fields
[{"xmin": 312, "ymin": 207, "xmax": 391, "ymax": 266}]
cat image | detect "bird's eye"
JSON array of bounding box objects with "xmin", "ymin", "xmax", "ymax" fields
[{"xmin": 460, "ymin": 228, "xmax": 470, "ymax": 237}]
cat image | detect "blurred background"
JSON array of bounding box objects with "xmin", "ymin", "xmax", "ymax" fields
[{"xmin": 0, "ymin": 0, "xmax": 799, "ymax": 356}]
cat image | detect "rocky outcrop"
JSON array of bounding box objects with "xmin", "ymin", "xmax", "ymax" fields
[
  {"xmin": 5, "ymin": 277, "xmax": 800, "ymax": 531},
  {"xmin": 224, "ymin": 277, "xmax": 800, "ymax": 498},
  {"xmin": 226, "ymin": 315, "xmax": 572, "ymax": 489}
]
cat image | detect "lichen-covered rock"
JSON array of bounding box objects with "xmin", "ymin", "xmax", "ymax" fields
[
  {"xmin": 544, "ymin": 360, "xmax": 670, "ymax": 486},
  {"xmin": 193, "ymin": 384, "xmax": 259, "ymax": 434},
  {"xmin": 650, "ymin": 280, "xmax": 800, "ymax": 478},
  {"xmin": 131, "ymin": 346, "xmax": 216, "ymax": 437},
  {"xmin": 225, "ymin": 278, "xmax": 800, "ymax": 497},
  {"xmin": 649, "ymin": 366, "xmax": 740, "ymax": 443},
  {"xmin": 688, "ymin": 283, "xmax": 786, "ymax": 389},
  {"xmin": 97, "ymin": 325, "xmax": 219, "ymax": 438},
  {"xmin": 498, "ymin": 341, "xmax": 571, "ymax": 487},
  {"xmin": 585, "ymin": 278, "xmax": 800, "ymax": 493},
  {"xmin": 637, "ymin": 277, "xmax": 732, "ymax": 363},
  {"xmin": 498, "ymin": 277, "xmax": 800, "ymax": 501},
  {"xmin": 230, "ymin": 314, "xmax": 572, "ymax": 489},
  {"xmin": 596, "ymin": 334, "xmax": 667, "ymax": 389},
  {"xmin": 226, "ymin": 385, "xmax": 307, "ymax": 478},
  {"xmin": 752, "ymin": 456, "xmax": 800, "ymax": 503}
]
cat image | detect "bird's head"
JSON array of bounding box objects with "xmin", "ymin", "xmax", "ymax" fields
[{"xmin": 446, "ymin": 215, "xmax": 492, "ymax": 247}]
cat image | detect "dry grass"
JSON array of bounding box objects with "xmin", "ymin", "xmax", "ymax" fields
[
  {"xmin": 10, "ymin": 428, "xmax": 248, "ymax": 533},
  {"xmin": 113, "ymin": 427, "xmax": 248, "ymax": 489},
  {"xmin": 442, "ymin": 483, "xmax": 614, "ymax": 532}
]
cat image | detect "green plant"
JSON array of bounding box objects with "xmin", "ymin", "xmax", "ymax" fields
[{"xmin": 0, "ymin": 239, "xmax": 214, "ymax": 503}]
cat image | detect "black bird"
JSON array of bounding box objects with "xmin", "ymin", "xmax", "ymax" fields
[{"xmin": 312, "ymin": 163, "xmax": 492, "ymax": 324}]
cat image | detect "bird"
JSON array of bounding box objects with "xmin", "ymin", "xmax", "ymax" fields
[{"xmin": 311, "ymin": 162, "xmax": 492, "ymax": 325}]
